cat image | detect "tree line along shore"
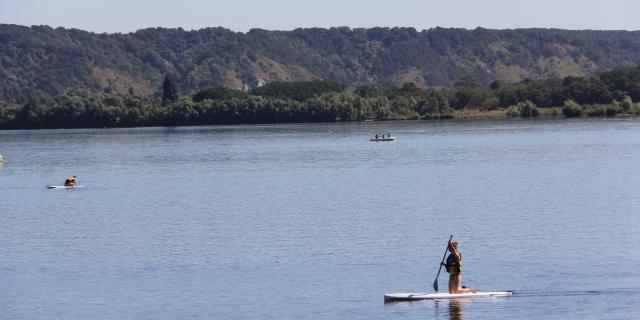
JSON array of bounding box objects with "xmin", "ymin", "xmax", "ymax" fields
[{"xmin": 2, "ymin": 66, "xmax": 640, "ymax": 129}]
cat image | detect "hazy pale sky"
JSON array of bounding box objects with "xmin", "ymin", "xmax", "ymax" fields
[{"xmin": 1, "ymin": 0, "xmax": 639, "ymax": 33}]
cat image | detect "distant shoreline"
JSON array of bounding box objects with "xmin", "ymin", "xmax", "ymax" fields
[
  {"xmin": 4, "ymin": 64, "xmax": 640, "ymax": 130},
  {"xmin": 3, "ymin": 106, "xmax": 638, "ymax": 131}
]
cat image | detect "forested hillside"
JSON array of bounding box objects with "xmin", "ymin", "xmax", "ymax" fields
[{"xmin": 3, "ymin": 24, "xmax": 640, "ymax": 102}]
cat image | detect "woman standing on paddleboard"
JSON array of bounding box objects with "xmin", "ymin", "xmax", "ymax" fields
[{"xmin": 444, "ymin": 241, "xmax": 476, "ymax": 294}]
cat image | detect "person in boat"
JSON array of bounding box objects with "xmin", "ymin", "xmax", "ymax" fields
[
  {"xmin": 442, "ymin": 241, "xmax": 476, "ymax": 294},
  {"xmin": 64, "ymin": 176, "xmax": 77, "ymax": 187},
  {"xmin": 375, "ymin": 134, "xmax": 379, "ymax": 139}
]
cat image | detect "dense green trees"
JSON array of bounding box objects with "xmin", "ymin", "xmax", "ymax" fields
[
  {"xmin": 250, "ymin": 81, "xmax": 346, "ymax": 101},
  {"xmin": 418, "ymin": 89, "xmax": 452, "ymax": 119},
  {"xmin": 162, "ymin": 74, "xmax": 178, "ymax": 105},
  {"xmin": 3, "ymin": 65, "xmax": 640, "ymax": 129},
  {"xmin": 192, "ymin": 87, "xmax": 247, "ymax": 102}
]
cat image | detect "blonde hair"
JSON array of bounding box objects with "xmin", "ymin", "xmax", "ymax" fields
[{"xmin": 448, "ymin": 241, "xmax": 458, "ymax": 252}]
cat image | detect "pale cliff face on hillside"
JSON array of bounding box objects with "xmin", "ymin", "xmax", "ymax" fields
[{"xmin": 2, "ymin": 25, "xmax": 640, "ymax": 101}]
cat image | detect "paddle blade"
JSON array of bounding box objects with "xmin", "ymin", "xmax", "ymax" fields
[{"xmin": 433, "ymin": 278, "xmax": 438, "ymax": 292}]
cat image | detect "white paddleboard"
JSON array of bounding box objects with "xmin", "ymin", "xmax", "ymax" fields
[
  {"xmin": 384, "ymin": 291, "xmax": 512, "ymax": 302},
  {"xmin": 47, "ymin": 185, "xmax": 85, "ymax": 189}
]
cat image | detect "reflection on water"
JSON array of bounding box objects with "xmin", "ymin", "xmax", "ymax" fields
[
  {"xmin": 434, "ymin": 299, "xmax": 465, "ymax": 320},
  {"xmin": 449, "ymin": 300, "xmax": 463, "ymax": 320}
]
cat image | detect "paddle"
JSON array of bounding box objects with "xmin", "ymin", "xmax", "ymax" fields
[{"xmin": 432, "ymin": 235, "xmax": 453, "ymax": 292}]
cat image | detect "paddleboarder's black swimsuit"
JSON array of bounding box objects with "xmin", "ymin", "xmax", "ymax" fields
[{"xmin": 446, "ymin": 253, "xmax": 462, "ymax": 274}]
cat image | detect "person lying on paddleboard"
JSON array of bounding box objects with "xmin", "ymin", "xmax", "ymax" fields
[
  {"xmin": 442, "ymin": 241, "xmax": 476, "ymax": 294},
  {"xmin": 64, "ymin": 176, "xmax": 77, "ymax": 187}
]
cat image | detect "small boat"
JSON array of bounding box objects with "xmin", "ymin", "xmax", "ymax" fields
[
  {"xmin": 384, "ymin": 291, "xmax": 512, "ymax": 302},
  {"xmin": 370, "ymin": 136, "xmax": 396, "ymax": 142},
  {"xmin": 47, "ymin": 185, "xmax": 85, "ymax": 189}
]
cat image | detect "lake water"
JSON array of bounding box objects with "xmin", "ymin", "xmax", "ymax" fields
[{"xmin": 1, "ymin": 119, "xmax": 639, "ymax": 319}]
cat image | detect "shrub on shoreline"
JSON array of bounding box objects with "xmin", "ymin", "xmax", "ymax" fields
[
  {"xmin": 562, "ymin": 100, "xmax": 583, "ymax": 117},
  {"xmin": 506, "ymin": 100, "xmax": 539, "ymax": 117}
]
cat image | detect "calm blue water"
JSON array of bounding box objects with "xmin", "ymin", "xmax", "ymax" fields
[{"xmin": 1, "ymin": 119, "xmax": 639, "ymax": 319}]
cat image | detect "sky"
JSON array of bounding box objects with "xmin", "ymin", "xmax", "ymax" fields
[{"xmin": 1, "ymin": 0, "xmax": 640, "ymax": 33}]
